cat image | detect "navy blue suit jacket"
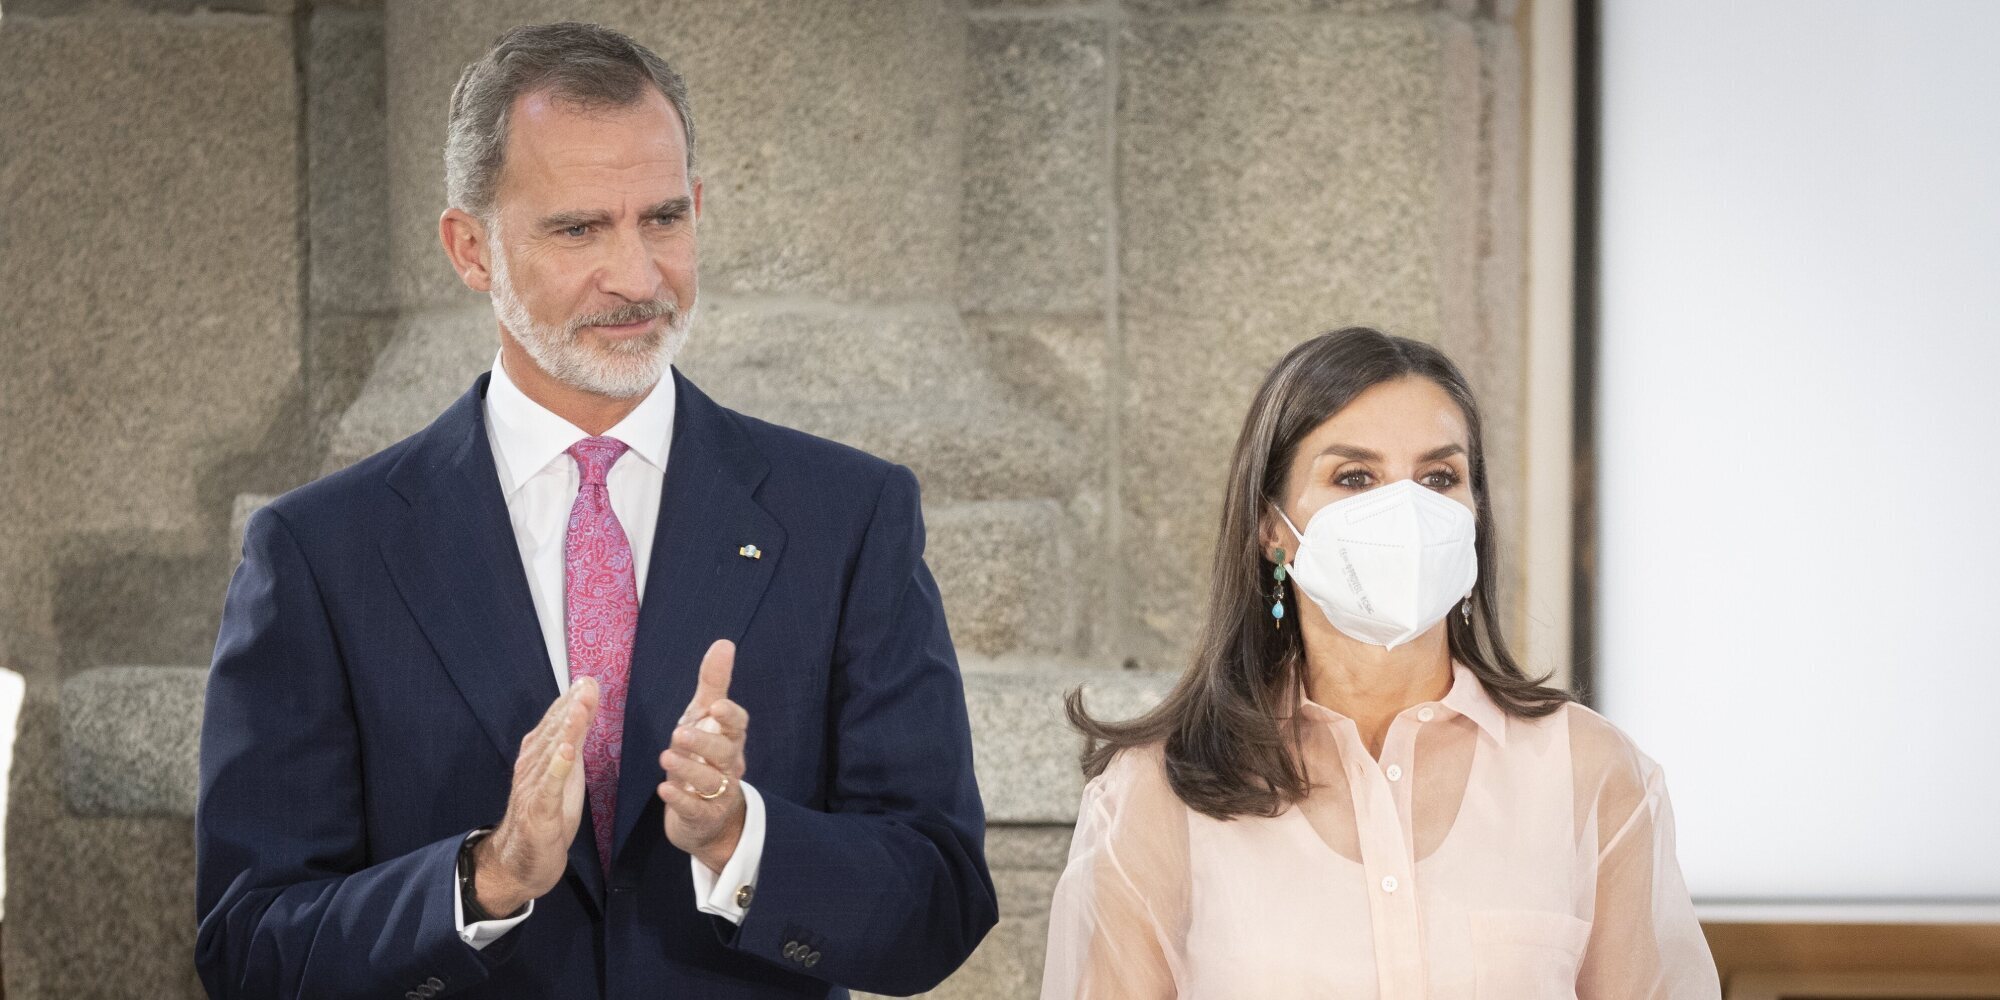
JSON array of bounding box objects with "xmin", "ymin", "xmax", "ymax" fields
[{"xmin": 195, "ymin": 370, "xmax": 997, "ymax": 998}]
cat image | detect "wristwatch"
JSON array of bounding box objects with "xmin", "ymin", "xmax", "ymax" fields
[{"xmin": 458, "ymin": 826, "xmax": 520, "ymax": 923}]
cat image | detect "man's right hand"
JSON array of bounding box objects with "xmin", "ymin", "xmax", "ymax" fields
[{"xmin": 471, "ymin": 677, "xmax": 598, "ymax": 917}]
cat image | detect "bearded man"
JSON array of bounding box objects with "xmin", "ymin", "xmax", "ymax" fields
[{"xmin": 194, "ymin": 21, "xmax": 996, "ymax": 1000}]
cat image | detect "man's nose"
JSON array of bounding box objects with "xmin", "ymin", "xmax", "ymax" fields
[{"xmin": 596, "ymin": 225, "xmax": 662, "ymax": 303}]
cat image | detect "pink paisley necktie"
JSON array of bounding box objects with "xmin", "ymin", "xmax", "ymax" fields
[{"xmin": 564, "ymin": 436, "xmax": 637, "ymax": 876}]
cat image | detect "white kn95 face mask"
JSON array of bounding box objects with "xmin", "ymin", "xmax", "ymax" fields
[{"xmin": 1275, "ymin": 479, "xmax": 1479, "ymax": 650}]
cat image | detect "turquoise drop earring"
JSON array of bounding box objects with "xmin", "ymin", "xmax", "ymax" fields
[{"xmin": 1270, "ymin": 547, "xmax": 1288, "ymax": 629}]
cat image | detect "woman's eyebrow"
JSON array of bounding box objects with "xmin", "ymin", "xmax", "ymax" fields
[
  {"xmin": 1319, "ymin": 443, "xmax": 1382, "ymax": 462},
  {"xmin": 1316, "ymin": 443, "xmax": 1466, "ymax": 462}
]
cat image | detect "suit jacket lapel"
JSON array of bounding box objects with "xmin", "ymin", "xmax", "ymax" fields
[
  {"xmin": 378, "ymin": 373, "xmax": 607, "ymax": 908},
  {"xmin": 612, "ymin": 371, "xmax": 786, "ymax": 862}
]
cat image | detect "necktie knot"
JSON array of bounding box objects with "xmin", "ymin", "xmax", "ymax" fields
[{"xmin": 567, "ymin": 436, "xmax": 629, "ymax": 487}]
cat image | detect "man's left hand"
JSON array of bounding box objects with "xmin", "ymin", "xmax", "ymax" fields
[{"xmin": 658, "ymin": 638, "xmax": 748, "ymax": 873}]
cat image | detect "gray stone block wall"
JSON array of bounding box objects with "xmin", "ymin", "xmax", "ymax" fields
[
  {"xmin": 5, "ymin": 685, "xmax": 205, "ymax": 997},
  {"xmin": 0, "ymin": 7, "xmax": 305, "ymax": 996},
  {"xmin": 963, "ymin": 670, "xmax": 1174, "ymax": 825},
  {"xmin": 961, "ymin": 17, "xmax": 1111, "ymax": 317},
  {"xmin": 1119, "ymin": 11, "xmax": 1456, "ymax": 659},
  {"xmin": 62, "ymin": 667, "xmax": 207, "ymax": 817},
  {"xmin": 6, "ymin": 0, "xmax": 293, "ymax": 13},
  {"xmin": 1, "ymin": 0, "xmax": 1532, "ymax": 996},
  {"xmin": 307, "ymin": 4, "xmax": 399, "ymax": 439}
]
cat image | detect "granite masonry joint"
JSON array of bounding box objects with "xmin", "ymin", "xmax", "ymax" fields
[
  {"xmin": 966, "ymin": 3, "xmax": 1121, "ymax": 22},
  {"xmin": 1128, "ymin": 8, "xmax": 1443, "ymax": 25},
  {"xmin": 4, "ymin": 7, "xmax": 294, "ymax": 22}
]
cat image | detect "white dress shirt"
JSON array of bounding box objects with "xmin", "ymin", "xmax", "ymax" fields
[{"xmin": 457, "ymin": 352, "xmax": 767, "ymax": 948}]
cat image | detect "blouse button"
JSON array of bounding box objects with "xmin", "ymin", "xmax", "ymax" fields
[
  {"xmin": 1380, "ymin": 875, "xmax": 1399, "ymax": 893},
  {"xmin": 1416, "ymin": 707, "xmax": 1436, "ymax": 723},
  {"xmin": 1385, "ymin": 764, "xmax": 1403, "ymax": 782}
]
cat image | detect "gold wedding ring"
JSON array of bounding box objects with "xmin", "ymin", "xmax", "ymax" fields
[{"xmin": 694, "ymin": 775, "xmax": 730, "ymax": 801}]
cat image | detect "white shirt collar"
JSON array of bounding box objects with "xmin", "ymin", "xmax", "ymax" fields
[{"xmin": 484, "ymin": 350, "xmax": 676, "ymax": 497}]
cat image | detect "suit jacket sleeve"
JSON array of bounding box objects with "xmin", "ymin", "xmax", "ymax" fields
[
  {"xmin": 721, "ymin": 464, "xmax": 999, "ymax": 995},
  {"xmin": 195, "ymin": 507, "xmax": 514, "ymax": 998}
]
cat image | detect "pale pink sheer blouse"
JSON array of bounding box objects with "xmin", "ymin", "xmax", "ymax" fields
[{"xmin": 1042, "ymin": 664, "xmax": 1721, "ymax": 999}]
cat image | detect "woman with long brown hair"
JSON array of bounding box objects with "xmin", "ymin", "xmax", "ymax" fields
[{"xmin": 1042, "ymin": 329, "xmax": 1718, "ymax": 998}]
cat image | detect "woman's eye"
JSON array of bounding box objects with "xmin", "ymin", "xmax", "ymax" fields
[
  {"xmin": 1421, "ymin": 470, "xmax": 1461, "ymax": 490},
  {"xmin": 1335, "ymin": 471, "xmax": 1373, "ymax": 490}
]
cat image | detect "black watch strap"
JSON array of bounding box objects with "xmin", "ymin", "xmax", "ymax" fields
[{"xmin": 458, "ymin": 826, "xmax": 505, "ymax": 924}]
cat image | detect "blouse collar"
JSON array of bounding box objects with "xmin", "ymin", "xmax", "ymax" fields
[{"xmin": 1299, "ymin": 661, "xmax": 1511, "ymax": 747}]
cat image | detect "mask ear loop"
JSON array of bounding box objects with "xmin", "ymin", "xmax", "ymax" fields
[{"xmin": 1274, "ymin": 506, "xmax": 1305, "ymax": 547}]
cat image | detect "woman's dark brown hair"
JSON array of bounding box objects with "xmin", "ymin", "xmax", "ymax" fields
[{"xmin": 1068, "ymin": 327, "xmax": 1571, "ymax": 819}]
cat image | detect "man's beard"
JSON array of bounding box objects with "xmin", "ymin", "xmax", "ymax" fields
[{"xmin": 489, "ymin": 245, "xmax": 693, "ymax": 400}]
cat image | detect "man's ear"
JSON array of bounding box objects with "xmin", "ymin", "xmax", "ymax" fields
[
  {"xmin": 439, "ymin": 208, "xmax": 494, "ymax": 292},
  {"xmin": 691, "ymin": 176, "xmax": 704, "ymax": 226}
]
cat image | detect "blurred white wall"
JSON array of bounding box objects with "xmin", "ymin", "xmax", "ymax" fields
[
  {"xmin": 0, "ymin": 668, "xmax": 21, "ymax": 920},
  {"xmin": 1597, "ymin": 0, "xmax": 2000, "ymax": 907}
]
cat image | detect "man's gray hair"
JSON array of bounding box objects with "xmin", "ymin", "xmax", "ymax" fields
[{"xmin": 445, "ymin": 21, "xmax": 696, "ymax": 219}]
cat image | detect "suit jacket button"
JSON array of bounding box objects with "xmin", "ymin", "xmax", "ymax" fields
[
  {"xmin": 783, "ymin": 941, "xmax": 800, "ymax": 959},
  {"xmin": 426, "ymin": 978, "xmax": 444, "ymax": 990},
  {"xmin": 805, "ymin": 950, "xmax": 821, "ymax": 968}
]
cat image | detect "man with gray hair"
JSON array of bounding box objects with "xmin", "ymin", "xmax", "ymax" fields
[{"xmin": 195, "ymin": 21, "xmax": 996, "ymax": 999}]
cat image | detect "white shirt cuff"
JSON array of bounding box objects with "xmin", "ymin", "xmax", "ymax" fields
[
  {"xmin": 454, "ymin": 832, "xmax": 533, "ymax": 949},
  {"xmin": 690, "ymin": 780, "xmax": 766, "ymax": 924}
]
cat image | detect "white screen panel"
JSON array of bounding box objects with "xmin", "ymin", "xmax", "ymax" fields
[{"xmin": 1596, "ymin": 0, "xmax": 2000, "ymax": 904}]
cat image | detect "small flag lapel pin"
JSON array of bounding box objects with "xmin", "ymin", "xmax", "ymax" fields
[{"xmin": 738, "ymin": 543, "xmax": 762, "ymax": 560}]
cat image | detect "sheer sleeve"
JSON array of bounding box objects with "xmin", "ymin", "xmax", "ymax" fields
[
  {"xmin": 1571, "ymin": 709, "xmax": 1722, "ymax": 1000},
  {"xmin": 1041, "ymin": 745, "xmax": 1190, "ymax": 1000}
]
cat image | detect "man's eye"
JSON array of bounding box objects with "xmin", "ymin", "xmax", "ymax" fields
[
  {"xmin": 562, "ymin": 224, "xmax": 590, "ymax": 238},
  {"xmin": 651, "ymin": 212, "xmax": 683, "ymax": 226}
]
